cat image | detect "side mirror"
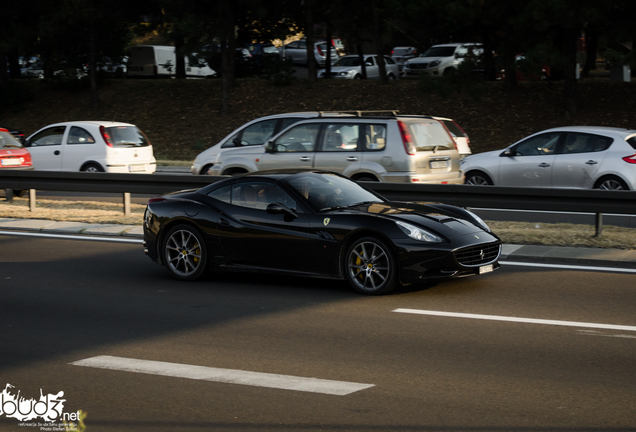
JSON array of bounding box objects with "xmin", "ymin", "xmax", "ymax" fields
[
  {"xmin": 266, "ymin": 203, "xmax": 298, "ymax": 219},
  {"xmin": 265, "ymin": 140, "xmax": 276, "ymax": 153},
  {"xmin": 502, "ymin": 149, "xmax": 515, "ymax": 157}
]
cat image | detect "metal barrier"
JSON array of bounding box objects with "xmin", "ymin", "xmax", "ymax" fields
[{"xmin": 2, "ymin": 170, "xmax": 636, "ymax": 234}]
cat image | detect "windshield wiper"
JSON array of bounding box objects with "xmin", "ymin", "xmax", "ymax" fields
[{"xmin": 347, "ymin": 201, "xmax": 380, "ymax": 207}]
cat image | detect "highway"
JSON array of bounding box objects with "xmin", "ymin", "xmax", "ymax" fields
[{"xmin": 1, "ymin": 233, "xmax": 635, "ymax": 431}]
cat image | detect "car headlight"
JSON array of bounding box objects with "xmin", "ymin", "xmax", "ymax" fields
[
  {"xmin": 396, "ymin": 221, "xmax": 442, "ymax": 243},
  {"xmin": 428, "ymin": 60, "xmax": 441, "ymax": 68},
  {"xmin": 465, "ymin": 209, "xmax": 491, "ymax": 232}
]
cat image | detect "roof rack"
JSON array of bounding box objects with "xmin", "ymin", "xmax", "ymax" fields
[{"xmin": 318, "ymin": 110, "xmax": 400, "ymax": 117}]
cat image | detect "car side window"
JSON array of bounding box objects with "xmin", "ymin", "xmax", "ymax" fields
[
  {"xmin": 364, "ymin": 124, "xmax": 387, "ymax": 151},
  {"xmin": 279, "ymin": 117, "xmax": 303, "ymax": 131},
  {"xmin": 513, "ymin": 132, "xmax": 561, "ymax": 156},
  {"xmin": 240, "ymin": 119, "xmax": 277, "ymax": 146},
  {"xmin": 563, "ymin": 133, "xmax": 612, "ymax": 154},
  {"xmin": 365, "ymin": 57, "xmax": 375, "ymax": 66},
  {"xmin": 208, "ymin": 185, "xmax": 232, "ymax": 203},
  {"xmin": 67, "ymin": 127, "xmax": 95, "ymax": 145},
  {"xmin": 231, "ymin": 182, "xmax": 296, "ymax": 211},
  {"xmin": 273, "ymin": 124, "xmax": 319, "ymax": 152},
  {"xmin": 320, "ymin": 124, "xmax": 360, "ymax": 151},
  {"xmin": 29, "ymin": 126, "xmax": 66, "ymax": 147}
]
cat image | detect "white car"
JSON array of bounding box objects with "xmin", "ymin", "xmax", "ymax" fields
[
  {"xmin": 25, "ymin": 121, "xmax": 156, "ymax": 173},
  {"xmin": 317, "ymin": 55, "xmax": 399, "ymax": 80},
  {"xmin": 461, "ymin": 126, "xmax": 636, "ymax": 190},
  {"xmin": 428, "ymin": 116, "xmax": 471, "ymax": 158},
  {"xmin": 403, "ymin": 43, "xmax": 482, "ymax": 76},
  {"xmin": 191, "ymin": 112, "xmax": 338, "ymax": 175},
  {"xmin": 280, "ymin": 39, "xmax": 340, "ymax": 66}
]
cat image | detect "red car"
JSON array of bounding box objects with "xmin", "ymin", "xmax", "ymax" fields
[
  {"xmin": 1, "ymin": 127, "xmax": 33, "ymax": 197},
  {"xmin": 0, "ymin": 127, "xmax": 32, "ymax": 170}
]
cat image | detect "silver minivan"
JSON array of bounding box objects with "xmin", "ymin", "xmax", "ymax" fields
[{"xmin": 207, "ymin": 112, "xmax": 464, "ymax": 184}]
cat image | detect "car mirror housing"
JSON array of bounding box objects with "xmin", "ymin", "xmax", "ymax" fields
[
  {"xmin": 502, "ymin": 149, "xmax": 515, "ymax": 157},
  {"xmin": 265, "ymin": 140, "xmax": 276, "ymax": 153}
]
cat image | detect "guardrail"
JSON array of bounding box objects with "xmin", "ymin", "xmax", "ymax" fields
[{"xmin": 2, "ymin": 170, "xmax": 636, "ymax": 235}]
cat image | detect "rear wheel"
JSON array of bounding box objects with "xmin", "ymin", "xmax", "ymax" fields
[
  {"xmin": 200, "ymin": 164, "xmax": 213, "ymax": 175},
  {"xmin": 595, "ymin": 176, "xmax": 629, "ymax": 190},
  {"xmin": 162, "ymin": 224, "xmax": 208, "ymax": 281},
  {"xmin": 465, "ymin": 172, "xmax": 493, "ymax": 185},
  {"xmin": 345, "ymin": 237, "xmax": 398, "ymax": 295},
  {"xmin": 81, "ymin": 163, "xmax": 104, "ymax": 172}
]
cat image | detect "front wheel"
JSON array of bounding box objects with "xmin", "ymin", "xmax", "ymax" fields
[
  {"xmin": 465, "ymin": 172, "xmax": 493, "ymax": 185},
  {"xmin": 162, "ymin": 224, "xmax": 208, "ymax": 281},
  {"xmin": 345, "ymin": 237, "xmax": 398, "ymax": 295},
  {"xmin": 81, "ymin": 163, "xmax": 104, "ymax": 173}
]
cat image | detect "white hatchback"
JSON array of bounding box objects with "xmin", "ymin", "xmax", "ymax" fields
[{"xmin": 25, "ymin": 121, "xmax": 156, "ymax": 173}]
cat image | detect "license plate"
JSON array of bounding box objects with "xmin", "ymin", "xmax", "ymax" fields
[
  {"xmin": 430, "ymin": 160, "xmax": 449, "ymax": 169},
  {"xmin": 128, "ymin": 164, "xmax": 146, "ymax": 172},
  {"xmin": 1, "ymin": 158, "xmax": 21, "ymax": 166},
  {"xmin": 479, "ymin": 264, "xmax": 494, "ymax": 274}
]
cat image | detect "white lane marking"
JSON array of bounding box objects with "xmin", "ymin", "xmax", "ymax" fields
[
  {"xmin": 70, "ymin": 355, "xmax": 374, "ymax": 396},
  {"xmin": 393, "ymin": 309, "xmax": 636, "ymax": 332},
  {"xmin": 500, "ymin": 261, "xmax": 636, "ymax": 274},
  {"xmin": 578, "ymin": 330, "xmax": 636, "ymax": 339},
  {"xmin": 0, "ymin": 230, "xmax": 142, "ymax": 244}
]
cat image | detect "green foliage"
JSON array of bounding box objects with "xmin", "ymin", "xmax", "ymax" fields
[{"xmin": 62, "ymin": 409, "xmax": 87, "ymax": 432}]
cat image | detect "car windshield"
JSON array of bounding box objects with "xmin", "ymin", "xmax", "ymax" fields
[
  {"xmin": 104, "ymin": 126, "xmax": 150, "ymax": 147},
  {"xmin": 335, "ymin": 57, "xmax": 362, "ymax": 67},
  {"xmin": 421, "ymin": 46, "xmax": 457, "ymax": 58},
  {"xmin": 401, "ymin": 119, "xmax": 455, "ymax": 151},
  {"xmin": 0, "ymin": 131, "xmax": 23, "ymax": 149},
  {"xmin": 284, "ymin": 172, "xmax": 383, "ymax": 211}
]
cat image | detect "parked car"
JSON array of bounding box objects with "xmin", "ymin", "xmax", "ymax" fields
[
  {"xmin": 427, "ymin": 116, "xmax": 471, "ymax": 158},
  {"xmin": 191, "ymin": 112, "xmax": 343, "ymax": 175},
  {"xmin": 461, "ymin": 126, "xmax": 636, "ymax": 190},
  {"xmin": 280, "ymin": 39, "xmax": 341, "ymax": 66},
  {"xmin": 127, "ymin": 45, "xmax": 216, "ymax": 78},
  {"xmin": 143, "ymin": 170, "xmax": 501, "ymax": 294},
  {"xmin": 403, "ymin": 43, "xmax": 483, "ymax": 76},
  {"xmin": 206, "ymin": 111, "xmax": 464, "ymax": 184},
  {"xmin": 317, "ymin": 55, "xmax": 399, "ymax": 80},
  {"xmin": 24, "ymin": 121, "xmax": 156, "ymax": 173},
  {"xmin": 391, "ymin": 46, "xmax": 418, "ymax": 73},
  {"xmin": 0, "ymin": 124, "xmax": 25, "ymax": 143}
]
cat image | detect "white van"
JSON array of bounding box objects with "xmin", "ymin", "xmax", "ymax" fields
[
  {"xmin": 25, "ymin": 121, "xmax": 156, "ymax": 173},
  {"xmin": 127, "ymin": 45, "xmax": 216, "ymax": 78}
]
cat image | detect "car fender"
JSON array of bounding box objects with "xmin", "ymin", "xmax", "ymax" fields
[{"xmin": 217, "ymin": 156, "xmax": 258, "ymax": 174}]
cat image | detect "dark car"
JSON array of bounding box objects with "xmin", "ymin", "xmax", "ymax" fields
[{"xmin": 143, "ymin": 171, "xmax": 501, "ymax": 295}]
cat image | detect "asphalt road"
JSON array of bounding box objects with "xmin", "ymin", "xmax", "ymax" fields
[{"xmin": 1, "ymin": 233, "xmax": 635, "ymax": 431}]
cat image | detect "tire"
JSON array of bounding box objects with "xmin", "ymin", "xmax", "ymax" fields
[
  {"xmin": 465, "ymin": 172, "xmax": 493, "ymax": 186},
  {"xmin": 162, "ymin": 224, "xmax": 208, "ymax": 281},
  {"xmin": 200, "ymin": 164, "xmax": 213, "ymax": 175},
  {"xmin": 595, "ymin": 176, "xmax": 629, "ymax": 190},
  {"xmin": 345, "ymin": 237, "xmax": 398, "ymax": 295},
  {"xmin": 387, "ymin": 73, "xmax": 396, "ymax": 80},
  {"xmin": 81, "ymin": 163, "xmax": 104, "ymax": 173},
  {"xmin": 353, "ymin": 74, "xmax": 362, "ymax": 79}
]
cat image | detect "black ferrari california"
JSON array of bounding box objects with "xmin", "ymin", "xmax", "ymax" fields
[{"xmin": 143, "ymin": 171, "xmax": 501, "ymax": 295}]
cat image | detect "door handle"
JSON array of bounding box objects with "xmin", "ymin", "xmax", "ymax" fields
[
  {"xmin": 219, "ymin": 218, "xmax": 230, "ymax": 227},
  {"xmin": 54, "ymin": 150, "xmax": 60, "ymax": 155},
  {"xmin": 299, "ymin": 156, "xmax": 311, "ymax": 162},
  {"xmin": 585, "ymin": 160, "xmax": 598, "ymax": 165},
  {"xmin": 347, "ymin": 156, "xmax": 358, "ymax": 161},
  {"xmin": 538, "ymin": 163, "xmax": 550, "ymax": 168}
]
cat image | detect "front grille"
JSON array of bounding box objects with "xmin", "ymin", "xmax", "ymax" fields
[
  {"xmin": 408, "ymin": 62, "xmax": 429, "ymax": 70},
  {"xmin": 455, "ymin": 243, "xmax": 501, "ymax": 267}
]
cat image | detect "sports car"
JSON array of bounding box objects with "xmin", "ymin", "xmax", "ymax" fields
[{"xmin": 143, "ymin": 171, "xmax": 501, "ymax": 295}]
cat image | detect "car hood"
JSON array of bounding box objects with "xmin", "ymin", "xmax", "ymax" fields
[
  {"xmin": 408, "ymin": 56, "xmax": 445, "ymax": 64},
  {"xmin": 325, "ymin": 66, "xmax": 360, "ymax": 73},
  {"xmin": 330, "ymin": 201, "xmax": 491, "ymax": 239},
  {"xmin": 461, "ymin": 149, "xmax": 502, "ymax": 166}
]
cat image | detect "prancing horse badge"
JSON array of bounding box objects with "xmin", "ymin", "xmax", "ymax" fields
[{"xmin": 323, "ymin": 218, "xmax": 331, "ymax": 226}]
